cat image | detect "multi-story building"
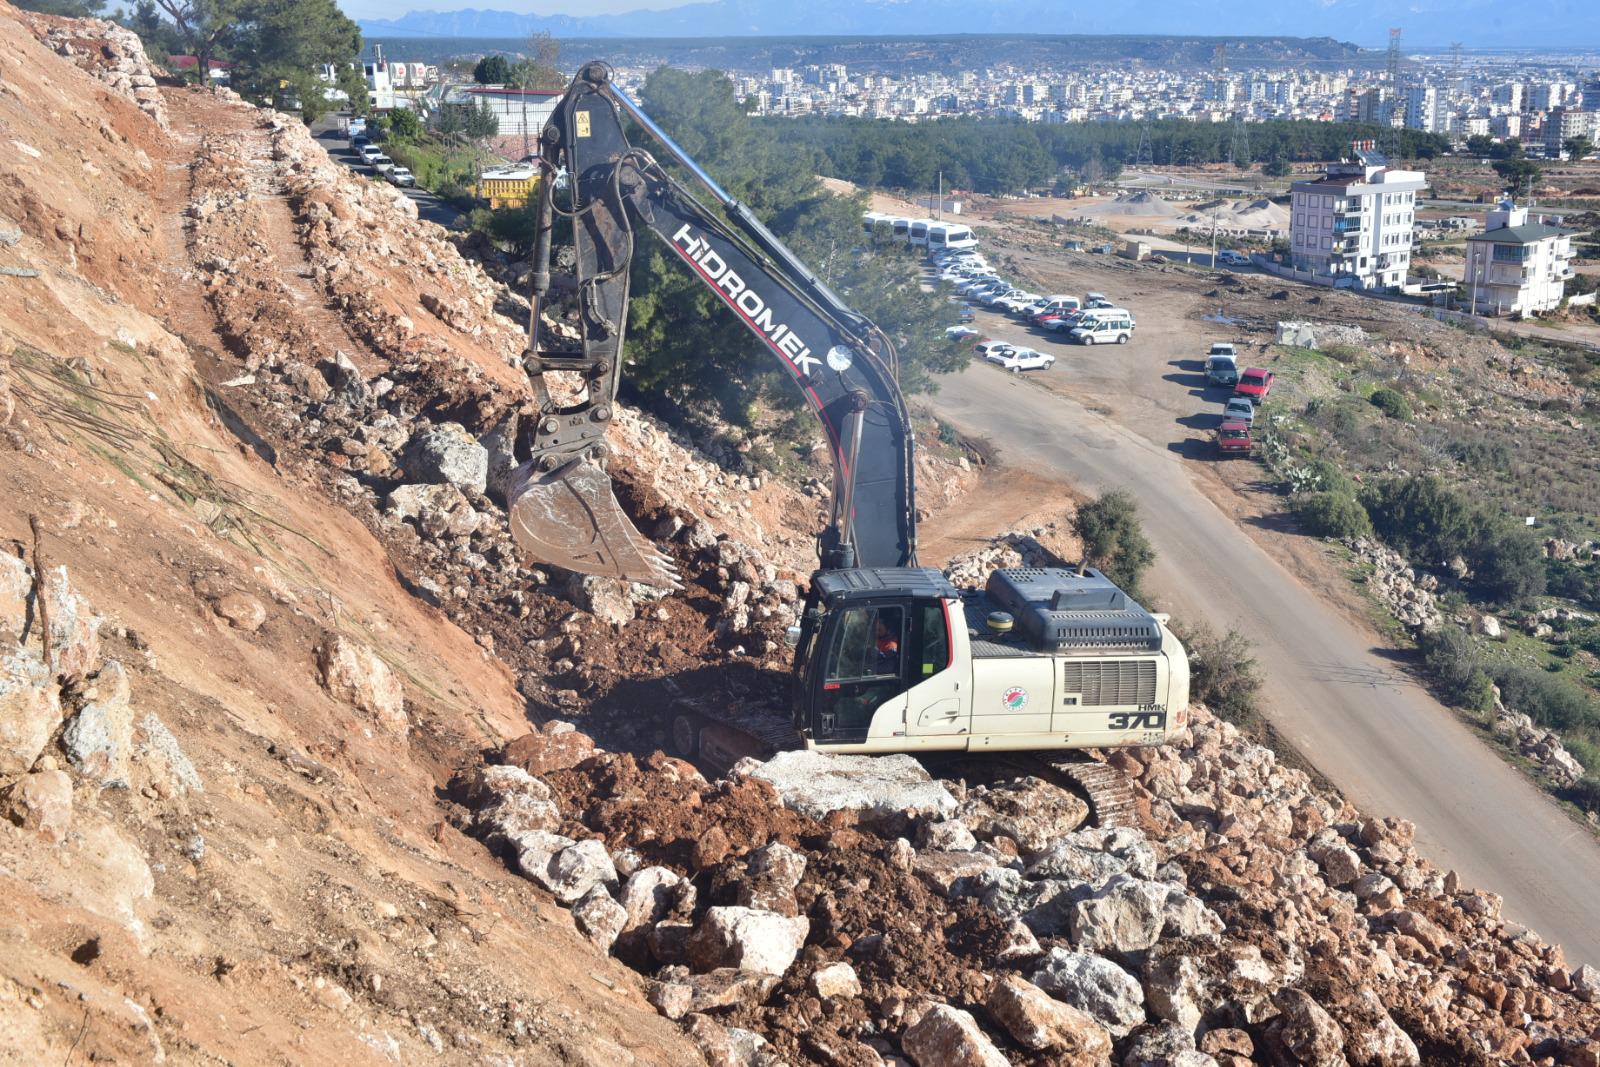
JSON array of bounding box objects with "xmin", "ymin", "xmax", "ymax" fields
[
  {"xmin": 1464, "ymin": 199, "xmax": 1575, "ymax": 316},
  {"xmin": 1289, "ymin": 142, "xmax": 1426, "ymax": 290},
  {"xmin": 1544, "ymin": 108, "xmax": 1597, "ymax": 154},
  {"xmin": 1404, "ymin": 86, "xmax": 1438, "ymax": 131}
]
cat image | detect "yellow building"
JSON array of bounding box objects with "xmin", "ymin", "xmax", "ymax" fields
[{"xmin": 476, "ymin": 163, "xmax": 539, "ymax": 209}]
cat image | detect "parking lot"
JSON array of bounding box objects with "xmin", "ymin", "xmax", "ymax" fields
[{"xmin": 934, "ymin": 249, "xmax": 1265, "ymax": 462}]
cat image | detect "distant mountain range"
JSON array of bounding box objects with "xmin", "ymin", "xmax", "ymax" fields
[{"xmin": 356, "ymin": 0, "xmax": 1600, "ymax": 50}]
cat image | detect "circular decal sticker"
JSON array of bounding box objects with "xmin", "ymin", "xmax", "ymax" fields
[
  {"xmin": 1001, "ymin": 686, "xmax": 1029, "ymax": 712},
  {"xmin": 826, "ymin": 345, "xmax": 854, "ymax": 372}
]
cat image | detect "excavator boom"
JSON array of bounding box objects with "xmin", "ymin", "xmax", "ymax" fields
[{"xmin": 507, "ymin": 62, "xmax": 917, "ymax": 585}]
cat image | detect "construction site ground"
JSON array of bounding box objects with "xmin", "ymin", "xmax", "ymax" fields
[
  {"xmin": 5, "ymin": 9, "xmax": 1600, "ymax": 1064},
  {"xmin": 922, "ymin": 212, "xmax": 1600, "ymax": 964}
]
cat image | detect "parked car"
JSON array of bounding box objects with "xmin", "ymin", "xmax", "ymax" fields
[
  {"xmin": 1068, "ymin": 314, "xmax": 1135, "ymax": 345},
  {"xmin": 1205, "ymin": 343, "xmax": 1240, "ymax": 386},
  {"xmin": 985, "ymin": 347, "xmax": 1055, "ymax": 373},
  {"xmin": 1083, "ymin": 292, "xmax": 1114, "ymax": 310},
  {"xmin": 1039, "ymin": 310, "xmax": 1089, "ymax": 332},
  {"xmin": 978, "ymin": 286, "xmax": 1019, "ymax": 304},
  {"xmin": 995, "ymin": 291, "xmax": 1041, "ymax": 313},
  {"xmin": 946, "ymin": 325, "xmax": 980, "ymax": 340},
  {"xmin": 385, "ymin": 166, "xmax": 415, "ymax": 187},
  {"xmin": 955, "ymin": 305, "xmax": 975, "ymax": 323},
  {"xmin": 973, "ymin": 341, "xmax": 1016, "ymax": 360},
  {"xmin": 1215, "ymin": 420, "xmax": 1254, "ymax": 458},
  {"xmin": 1217, "ymin": 250, "xmax": 1250, "ymax": 266},
  {"xmin": 1234, "ymin": 368, "xmax": 1275, "ymax": 404},
  {"xmin": 1222, "ymin": 396, "xmax": 1257, "ymax": 424}
]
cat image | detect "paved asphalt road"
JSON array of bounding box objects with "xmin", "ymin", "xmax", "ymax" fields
[
  {"xmin": 312, "ymin": 126, "xmax": 464, "ymax": 230},
  {"xmin": 926, "ymin": 361, "xmax": 1600, "ymax": 966}
]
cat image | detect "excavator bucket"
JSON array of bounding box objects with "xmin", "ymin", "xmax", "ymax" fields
[{"xmin": 507, "ymin": 456, "xmax": 679, "ymax": 589}]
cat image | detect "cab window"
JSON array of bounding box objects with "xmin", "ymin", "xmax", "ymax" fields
[
  {"xmin": 825, "ymin": 606, "xmax": 904, "ymax": 683},
  {"xmin": 918, "ymin": 602, "xmax": 950, "ymax": 678}
]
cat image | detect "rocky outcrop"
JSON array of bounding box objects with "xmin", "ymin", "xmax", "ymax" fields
[
  {"xmin": 1344, "ymin": 537, "xmax": 1442, "ymax": 632},
  {"xmin": 18, "ymin": 14, "xmax": 170, "ymax": 130},
  {"xmin": 452, "ymin": 707, "xmax": 1600, "ymax": 1065}
]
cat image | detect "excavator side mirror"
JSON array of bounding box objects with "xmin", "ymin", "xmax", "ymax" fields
[{"xmin": 784, "ymin": 625, "xmax": 803, "ymax": 648}]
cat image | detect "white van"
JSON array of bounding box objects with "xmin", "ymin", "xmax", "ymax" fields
[
  {"xmin": 862, "ymin": 211, "xmax": 890, "ymax": 235},
  {"xmin": 890, "ymin": 217, "xmax": 913, "ymax": 242},
  {"xmin": 927, "ymin": 223, "xmax": 978, "ymax": 254},
  {"xmin": 1068, "ymin": 312, "xmax": 1135, "ymax": 345},
  {"xmin": 909, "ymin": 219, "xmax": 937, "ymax": 248}
]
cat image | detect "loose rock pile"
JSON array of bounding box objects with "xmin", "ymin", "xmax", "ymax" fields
[
  {"xmin": 1493, "ymin": 701, "xmax": 1588, "ymax": 788},
  {"xmin": 1, "ymin": 556, "xmax": 200, "ymax": 942},
  {"xmin": 18, "ymin": 13, "xmax": 170, "ymax": 130},
  {"xmin": 1344, "ymin": 538, "xmax": 1443, "ymax": 633},
  {"xmin": 454, "ymin": 706, "xmax": 1600, "ymax": 1066}
]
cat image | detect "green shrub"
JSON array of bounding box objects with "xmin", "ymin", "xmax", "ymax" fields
[
  {"xmin": 1292, "ymin": 491, "xmax": 1372, "ymax": 538},
  {"xmin": 1368, "ymin": 387, "xmax": 1413, "ymax": 420},
  {"xmin": 1562, "ymin": 774, "xmax": 1600, "ymax": 812},
  {"xmin": 1473, "ymin": 525, "xmax": 1547, "ymax": 606},
  {"xmin": 1419, "ymin": 625, "xmax": 1495, "ymax": 713},
  {"xmin": 1073, "ymin": 491, "xmax": 1155, "ymax": 596},
  {"xmin": 1323, "ymin": 343, "xmax": 1365, "ymax": 364},
  {"xmin": 1360, "ymin": 475, "xmax": 1545, "ymax": 606},
  {"xmin": 1493, "ymin": 665, "xmax": 1600, "ymax": 733},
  {"xmin": 1303, "ymin": 458, "xmax": 1357, "ymax": 496},
  {"xmin": 1174, "ymin": 623, "xmax": 1263, "ymax": 728},
  {"xmin": 1564, "ymin": 735, "xmax": 1600, "ymax": 774}
]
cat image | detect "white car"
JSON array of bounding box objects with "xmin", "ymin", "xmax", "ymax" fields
[
  {"xmin": 973, "ymin": 341, "xmax": 1016, "ymax": 360},
  {"xmin": 386, "ymin": 166, "xmax": 416, "ymax": 187},
  {"xmin": 986, "ymin": 347, "xmax": 1055, "ymax": 373},
  {"xmin": 358, "ymin": 144, "xmax": 383, "ymax": 163},
  {"xmin": 996, "ymin": 292, "xmax": 1041, "ymax": 314},
  {"xmin": 1068, "ymin": 314, "xmax": 1135, "ymax": 345},
  {"xmin": 945, "ymin": 325, "xmax": 980, "ymax": 340},
  {"xmin": 1222, "ymin": 395, "xmax": 1256, "ymax": 423},
  {"xmin": 369, "ymin": 154, "xmax": 394, "ymax": 173}
]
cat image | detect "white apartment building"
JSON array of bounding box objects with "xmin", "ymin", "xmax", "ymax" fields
[
  {"xmin": 1464, "ymin": 199, "xmax": 1575, "ymax": 316},
  {"xmin": 1289, "ymin": 143, "xmax": 1427, "ymax": 290},
  {"xmin": 1404, "ymin": 86, "xmax": 1438, "ymax": 132}
]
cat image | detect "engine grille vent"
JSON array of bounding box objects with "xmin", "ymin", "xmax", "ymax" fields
[{"xmin": 1061, "ymin": 659, "xmax": 1157, "ymax": 707}]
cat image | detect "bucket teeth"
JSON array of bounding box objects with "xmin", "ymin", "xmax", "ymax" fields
[{"xmin": 507, "ymin": 457, "xmax": 680, "ymax": 589}]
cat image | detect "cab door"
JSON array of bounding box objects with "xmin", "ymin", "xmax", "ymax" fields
[
  {"xmin": 810, "ymin": 601, "xmax": 910, "ymax": 744},
  {"xmin": 906, "ymin": 599, "xmax": 967, "ymax": 738}
]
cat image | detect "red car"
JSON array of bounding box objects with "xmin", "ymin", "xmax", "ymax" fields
[
  {"xmin": 1234, "ymin": 368, "xmax": 1275, "ymax": 404},
  {"xmin": 1037, "ymin": 310, "xmax": 1087, "ymax": 332},
  {"xmin": 1216, "ymin": 420, "xmax": 1254, "ymax": 458}
]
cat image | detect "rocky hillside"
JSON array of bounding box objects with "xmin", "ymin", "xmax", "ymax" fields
[{"xmin": 1, "ymin": 6, "xmax": 1599, "ymax": 1066}]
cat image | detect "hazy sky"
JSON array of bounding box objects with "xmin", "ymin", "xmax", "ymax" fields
[{"xmin": 342, "ymin": 0, "xmax": 686, "ymax": 18}]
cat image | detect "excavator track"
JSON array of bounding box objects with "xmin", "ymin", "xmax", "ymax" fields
[
  {"xmin": 1043, "ymin": 754, "xmax": 1140, "ymax": 830},
  {"xmin": 919, "ymin": 750, "xmax": 1143, "ymax": 831}
]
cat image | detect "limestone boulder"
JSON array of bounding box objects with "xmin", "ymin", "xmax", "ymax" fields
[
  {"xmin": 901, "ymin": 1003, "xmax": 1010, "ymax": 1067},
  {"xmin": 687, "ymin": 907, "xmax": 809, "ymax": 976},
  {"xmin": 1030, "ymin": 948, "xmax": 1147, "ymax": 1037},
  {"xmin": 987, "ymin": 974, "xmax": 1112, "ymax": 1060}
]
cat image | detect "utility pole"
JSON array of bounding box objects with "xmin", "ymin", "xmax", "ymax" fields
[
  {"xmin": 1211, "ymin": 205, "xmax": 1219, "ymax": 268},
  {"xmin": 1381, "ymin": 28, "xmax": 1404, "ymax": 159}
]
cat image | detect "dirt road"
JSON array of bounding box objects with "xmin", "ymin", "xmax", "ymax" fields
[{"xmin": 924, "ymin": 360, "xmax": 1600, "ymax": 966}]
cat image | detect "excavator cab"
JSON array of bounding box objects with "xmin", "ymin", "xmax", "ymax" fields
[{"xmin": 795, "ymin": 569, "xmax": 960, "ymax": 746}]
